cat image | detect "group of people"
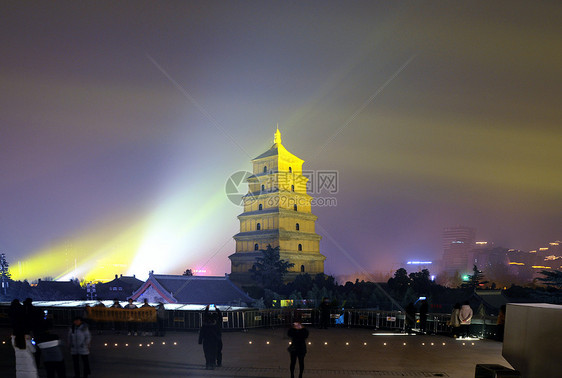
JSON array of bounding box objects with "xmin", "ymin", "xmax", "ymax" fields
[
  {"xmin": 91, "ymin": 298, "xmax": 166, "ymax": 336},
  {"xmin": 8, "ymin": 298, "xmax": 91, "ymax": 378},
  {"xmin": 196, "ymin": 303, "xmax": 310, "ymax": 378},
  {"xmin": 449, "ymin": 301, "xmax": 474, "ymax": 338}
]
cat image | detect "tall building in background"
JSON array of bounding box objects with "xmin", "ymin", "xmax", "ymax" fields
[
  {"xmin": 441, "ymin": 226, "xmax": 476, "ymax": 277},
  {"xmin": 229, "ymin": 129, "xmax": 325, "ymax": 285}
]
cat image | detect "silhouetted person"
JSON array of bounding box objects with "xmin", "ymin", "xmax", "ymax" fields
[
  {"xmin": 319, "ymin": 297, "xmax": 330, "ymax": 329},
  {"xmin": 23, "ymin": 298, "xmax": 43, "ymax": 336},
  {"xmin": 405, "ymin": 302, "xmax": 416, "ymax": 334},
  {"xmin": 497, "ymin": 304, "xmax": 506, "ymax": 341},
  {"xmin": 419, "ymin": 300, "xmax": 429, "ymax": 334},
  {"xmin": 288, "ymin": 322, "xmax": 309, "ymax": 378},
  {"xmin": 198, "ymin": 312, "xmax": 221, "ymax": 370},
  {"xmin": 156, "ymin": 302, "xmax": 166, "ymax": 337},
  {"xmin": 124, "ymin": 299, "xmax": 138, "ymax": 335},
  {"xmin": 9, "ymin": 299, "xmax": 24, "ymax": 335},
  {"xmin": 110, "ymin": 299, "xmax": 122, "ymax": 333},
  {"xmin": 141, "ymin": 299, "xmax": 153, "ymax": 335},
  {"xmin": 204, "ymin": 305, "xmax": 223, "ymax": 367}
]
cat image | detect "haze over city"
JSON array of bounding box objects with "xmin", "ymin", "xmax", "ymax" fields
[{"xmin": 1, "ymin": 1, "xmax": 560, "ymax": 282}]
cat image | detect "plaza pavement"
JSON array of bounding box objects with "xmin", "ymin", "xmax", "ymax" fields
[{"xmin": 1, "ymin": 327, "xmax": 513, "ymax": 378}]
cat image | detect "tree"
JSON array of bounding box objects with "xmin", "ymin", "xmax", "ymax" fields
[
  {"xmin": 0, "ymin": 253, "xmax": 10, "ymax": 280},
  {"xmin": 537, "ymin": 270, "xmax": 562, "ymax": 289},
  {"xmin": 182, "ymin": 269, "xmax": 194, "ymax": 276},
  {"xmin": 0, "ymin": 253, "xmax": 10, "ymax": 295},
  {"xmin": 409, "ymin": 269, "xmax": 432, "ymax": 294},
  {"xmin": 462, "ymin": 265, "xmax": 488, "ymax": 289},
  {"xmin": 250, "ymin": 245, "xmax": 294, "ymax": 291},
  {"xmin": 387, "ymin": 268, "xmax": 410, "ymax": 297}
]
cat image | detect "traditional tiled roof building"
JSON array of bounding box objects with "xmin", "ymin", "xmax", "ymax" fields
[{"xmin": 130, "ymin": 273, "xmax": 252, "ymax": 305}]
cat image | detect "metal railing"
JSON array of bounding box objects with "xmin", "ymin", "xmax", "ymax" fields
[{"xmin": 0, "ymin": 304, "xmax": 497, "ymax": 337}]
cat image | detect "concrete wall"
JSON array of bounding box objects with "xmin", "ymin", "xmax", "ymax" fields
[{"xmin": 502, "ymin": 303, "xmax": 562, "ymax": 377}]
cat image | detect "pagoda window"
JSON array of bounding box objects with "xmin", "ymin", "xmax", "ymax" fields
[
  {"xmin": 298, "ymin": 244, "xmax": 302, "ymax": 251},
  {"xmin": 289, "ymin": 167, "xmax": 292, "ymax": 173},
  {"xmin": 301, "ymin": 265, "xmax": 305, "ymax": 273},
  {"xmin": 291, "ymin": 185, "xmax": 294, "ymax": 192},
  {"xmin": 254, "ymin": 243, "xmax": 259, "ymax": 251},
  {"xmin": 296, "ymin": 223, "xmax": 300, "ymax": 231},
  {"xmin": 257, "ymin": 223, "xmax": 261, "ymax": 231},
  {"xmin": 263, "ymin": 166, "xmax": 267, "ymax": 173},
  {"xmin": 261, "ymin": 184, "xmax": 265, "ymax": 192},
  {"xmin": 258, "ymin": 204, "xmax": 263, "ymax": 211},
  {"xmin": 294, "ymin": 204, "xmax": 297, "ymax": 211}
]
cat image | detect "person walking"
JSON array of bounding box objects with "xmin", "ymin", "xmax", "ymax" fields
[
  {"xmin": 68, "ymin": 316, "xmax": 91, "ymax": 378},
  {"xmin": 449, "ymin": 303, "xmax": 461, "ymax": 338},
  {"xmin": 198, "ymin": 312, "xmax": 221, "ymax": 370},
  {"xmin": 288, "ymin": 322, "xmax": 309, "ymax": 378},
  {"xmin": 11, "ymin": 332, "xmax": 38, "ymax": 378},
  {"xmin": 459, "ymin": 301, "xmax": 473, "ymax": 338}
]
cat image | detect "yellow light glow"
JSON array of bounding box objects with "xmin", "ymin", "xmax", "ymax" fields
[
  {"xmin": 550, "ymin": 242, "xmax": 559, "ymax": 246},
  {"xmin": 476, "ymin": 241, "xmax": 487, "ymax": 245},
  {"xmin": 539, "ymin": 247, "xmax": 549, "ymax": 251},
  {"xmin": 509, "ymin": 262, "xmax": 525, "ymax": 265},
  {"xmin": 11, "ymin": 186, "xmax": 230, "ymax": 281},
  {"xmin": 532, "ymin": 265, "xmax": 551, "ymax": 269}
]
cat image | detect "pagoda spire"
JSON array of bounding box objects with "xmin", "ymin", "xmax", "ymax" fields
[{"xmin": 274, "ymin": 124, "xmax": 282, "ymax": 145}]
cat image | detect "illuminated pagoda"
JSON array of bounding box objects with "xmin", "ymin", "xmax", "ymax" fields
[{"xmin": 229, "ymin": 128, "xmax": 325, "ymax": 285}]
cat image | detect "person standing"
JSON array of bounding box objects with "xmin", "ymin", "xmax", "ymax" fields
[
  {"xmin": 198, "ymin": 313, "xmax": 220, "ymax": 370},
  {"xmin": 405, "ymin": 302, "xmax": 416, "ymax": 334},
  {"xmin": 110, "ymin": 299, "xmax": 122, "ymax": 334},
  {"xmin": 156, "ymin": 302, "xmax": 166, "ymax": 337},
  {"xmin": 11, "ymin": 332, "xmax": 38, "ymax": 378},
  {"xmin": 124, "ymin": 299, "xmax": 138, "ymax": 336},
  {"xmin": 497, "ymin": 304, "xmax": 506, "ymax": 341},
  {"xmin": 37, "ymin": 332, "xmax": 66, "ymax": 378},
  {"xmin": 68, "ymin": 316, "xmax": 91, "ymax": 378},
  {"xmin": 419, "ymin": 300, "xmax": 429, "ymax": 334},
  {"xmin": 459, "ymin": 301, "xmax": 473, "ymax": 338},
  {"xmin": 318, "ymin": 298, "xmax": 330, "ymax": 329},
  {"xmin": 9, "ymin": 299, "xmax": 24, "ymax": 335},
  {"xmin": 288, "ymin": 322, "xmax": 309, "ymax": 378},
  {"xmin": 204, "ymin": 305, "xmax": 223, "ymax": 367},
  {"xmin": 449, "ymin": 303, "xmax": 461, "ymax": 338}
]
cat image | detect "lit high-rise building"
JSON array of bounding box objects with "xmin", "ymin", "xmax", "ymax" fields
[{"xmin": 441, "ymin": 226, "xmax": 476, "ymax": 277}]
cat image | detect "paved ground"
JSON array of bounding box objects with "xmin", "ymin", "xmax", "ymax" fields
[{"xmin": 1, "ymin": 327, "xmax": 513, "ymax": 377}]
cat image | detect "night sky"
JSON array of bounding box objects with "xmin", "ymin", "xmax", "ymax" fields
[{"xmin": 1, "ymin": 1, "xmax": 561, "ymax": 281}]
